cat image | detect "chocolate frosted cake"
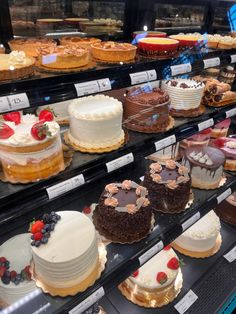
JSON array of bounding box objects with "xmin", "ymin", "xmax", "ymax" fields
[
  {"xmin": 215, "ymin": 192, "xmax": 236, "ymax": 226},
  {"xmin": 143, "ymin": 160, "xmax": 191, "ymax": 213},
  {"xmin": 124, "ymin": 86, "xmax": 171, "ymax": 133},
  {"xmin": 93, "ymin": 180, "xmax": 152, "ymax": 243},
  {"xmin": 183, "ymin": 146, "xmax": 225, "ymax": 190}
]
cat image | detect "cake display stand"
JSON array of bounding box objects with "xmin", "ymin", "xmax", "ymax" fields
[
  {"xmin": 30, "ymin": 242, "xmax": 107, "ymax": 297},
  {"xmin": 170, "ymin": 105, "xmax": 206, "ymax": 118},
  {"xmin": 118, "ymin": 269, "xmax": 183, "ymax": 308}
]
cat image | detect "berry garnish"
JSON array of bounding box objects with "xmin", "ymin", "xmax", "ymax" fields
[
  {"xmin": 0, "ymin": 257, "xmax": 7, "ymax": 263},
  {"xmin": 0, "ymin": 122, "xmax": 14, "ymax": 139},
  {"xmin": 0, "ymin": 266, "xmax": 6, "ymax": 277},
  {"xmin": 214, "ymin": 138, "xmax": 226, "ymax": 148},
  {"xmin": 167, "ymin": 257, "xmax": 179, "ymax": 270},
  {"xmin": 3, "ymin": 111, "xmax": 21, "ymax": 125},
  {"xmin": 83, "ymin": 206, "xmax": 91, "ymax": 214},
  {"xmin": 163, "ymin": 245, "xmax": 171, "ymax": 251},
  {"xmin": 31, "ymin": 121, "xmax": 52, "ymax": 141},
  {"xmin": 39, "ymin": 108, "xmax": 55, "ymax": 122},
  {"xmin": 132, "ymin": 270, "xmax": 139, "ymax": 278},
  {"xmin": 156, "ymin": 272, "xmax": 168, "ymax": 285},
  {"xmin": 31, "ymin": 220, "xmax": 45, "ymax": 234},
  {"xmin": 33, "ymin": 232, "xmax": 43, "ymax": 241},
  {"xmin": 10, "ymin": 270, "xmax": 17, "ymax": 281}
]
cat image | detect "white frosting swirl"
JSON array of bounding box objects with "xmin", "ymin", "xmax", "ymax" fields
[{"xmin": 9, "ymin": 51, "xmax": 26, "ymax": 65}]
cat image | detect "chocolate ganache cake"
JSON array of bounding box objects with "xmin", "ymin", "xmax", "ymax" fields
[
  {"xmin": 124, "ymin": 86, "xmax": 172, "ymax": 133},
  {"xmin": 183, "ymin": 146, "xmax": 225, "ymax": 189},
  {"xmin": 93, "ymin": 180, "xmax": 152, "ymax": 243},
  {"xmin": 215, "ymin": 192, "xmax": 236, "ymax": 226},
  {"xmin": 143, "ymin": 160, "xmax": 191, "ymax": 213}
]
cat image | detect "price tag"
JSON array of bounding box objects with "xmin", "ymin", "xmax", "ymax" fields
[
  {"xmin": 106, "ymin": 153, "xmax": 134, "ymax": 173},
  {"xmin": 203, "ymin": 57, "xmax": 220, "ymax": 69},
  {"xmin": 231, "ymin": 55, "xmax": 236, "ymax": 63},
  {"xmin": 171, "ymin": 63, "xmax": 192, "ymax": 76},
  {"xmin": 75, "ymin": 78, "xmax": 111, "ymax": 97},
  {"xmin": 69, "ymin": 287, "xmax": 105, "ymax": 314},
  {"xmin": 0, "ymin": 93, "xmax": 30, "ymax": 113},
  {"xmin": 147, "ymin": 69, "xmax": 157, "ymax": 81},
  {"xmin": 130, "ymin": 69, "xmax": 157, "ymax": 85},
  {"xmin": 198, "ymin": 118, "xmax": 214, "ymax": 131},
  {"xmin": 47, "ymin": 174, "xmax": 85, "ymax": 199},
  {"xmin": 139, "ymin": 241, "xmax": 164, "ymax": 265},
  {"xmin": 224, "ymin": 245, "xmax": 236, "ymax": 263},
  {"xmin": 217, "ymin": 188, "xmax": 232, "ymax": 204},
  {"xmin": 154, "ymin": 135, "xmax": 176, "ymax": 152},
  {"xmin": 182, "ymin": 212, "xmax": 200, "ymax": 232},
  {"xmin": 226, "ymin": 108, "xmax": 236, "ymax": 118},
  {"xmin": 174, "ymin": 290, "xmax": 198, "ymax": 314}
]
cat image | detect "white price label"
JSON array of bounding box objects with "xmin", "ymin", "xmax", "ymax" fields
[
  {"xmin": 231, "ymin": 55, "xmax": 236, "ymax": 63},
  {"xmin": 171, "ymin": 63, "xmax": 192, "ymax": 76},
  {"xmin": 129, "ymin": 69, "xmax": 157, "ymax": 85},
  {"xmin": 217, "ymin": 188, "xmax": 232, "ymax": 204},
  {"xmin": 139, "ymin": 241, "xmax": 164, "ymax": 265},
  {"xmin": 0, "ymin": 93, "xmax": 30, "ymax": 113},
  {"xmin": 203, "ymin": 57, "xmax": 220, "ymax": 69},
  {"xmin": 182, "ymin": 212, "xmax": 200, "ymax": 232},
  {"xmin": 75, "ymin": 78, "xmax": 111, "ymax": 97},
  {"xmin": 69, "ymin": 287, "xmax": 105, "ymax": 314},
  {"xmin": 106, "ymin": 153, "xmax": 134, "ymax": 173},
  {"xmin": 198, "ymin": 118, "xmax": 214, "ymax": 131},
  {"xmin": 226, "ymin": 108, "xmax": 236, "ymax": 118},
  {"xmin": 47, "ymin": 174, "xmax": 85, "ymax": 199},
  {"xmin": 154, "ymin": 135, "xmax": 176, "ymax": 152},
  {"xmin": 174, "ymin": 290, "xmax": 198, "ymax": 314},
  {"xmin": 224, "ymin": 245, "xmax": 236, "ymax": 263}
]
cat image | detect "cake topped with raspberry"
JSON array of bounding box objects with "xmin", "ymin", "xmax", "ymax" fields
[{"xmin": 211, "ymin": 137, "xmax": 236, "ymax": 171}]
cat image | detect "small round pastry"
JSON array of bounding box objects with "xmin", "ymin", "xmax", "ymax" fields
[
  {"xmin": 60, "ymin": 37, "xmax": 101, "ymax": 49},
  {"xmin": 206, "ymin": 34, "xmax": 219, "ymax": 49},
  {"xmin": 215, "ymin": 192, "xmax": 236, "ymax": 226},
  {"xmin": 93, "ymin": 180, "xmax": 152, "ymax": 243},
  {"xmin": 219, "ymin": 66, "xmax": 235, "ymax": 85},
  {"xmin": 172, "ymin": 210, "xmax": 221, "ymax": 258},
  {"xmin": 211, "ymin": 137, "xmax": 236, "ymax": 171},
  {"xmin": 211, "ymin": 118, "xmax": 231, "ymax": 138},
  {"xmin": 138, "ymin": 37, "xmax": 179, "ymax": 58},
  {"xmin": 91, "ymin": 41, "xmax": 137, "ymax": 62},
  {"xmin": 182, "ymin": 146, "xmax": 225, "ymax": 189},
  {"xmin": 217, "ymin": 36, "xmax": 233, "ymax": 49},
  {"xmin": 143, "ymin": 160, "xmax": 191, "ymax": 213},
  {"xmin": 119, "ymin": 247, "xmax": 182, "ymax": 307}
]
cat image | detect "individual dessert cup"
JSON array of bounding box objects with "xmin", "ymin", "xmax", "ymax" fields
[
  {"xmin": 0, "ymin": 51, "xmax": 35, "ymax": 81},
  {"xmin": 211, "ymin": 137, "xmax": 236, "ymax": 171},
  {"xmin": 215, "ymin": 192, "xmax": 236, "ymax": 226},
  {"xmin": 169, "ymin": 34, "xmax": 200, "ymax": 49},
  {"xmin": 133, "ymin": 31, "xmax": 167, "ymax": 38},
  {"xmin": 31, "ymin": 211, "xmax": 106, "ymax": 296},
  {"xmin": 180, "ymin": 128, "xmax": 212, "ymax": 150},
  {"xmin": 0, "ymin": 112, "xmax": 64, "ymax": 183},
  {"xmin": 119, "ymin": 247, "xmax": 182, "ymax": 308},
  {"xmin": 148, "ymin": 143, "xmax": 180, "ymax": 162},
  {"xmin": 66, "ymin": 95, "xmax": 125, "ymax": 153},
  {"xmin": 182, "ymin": 146, "xmax": 225, "ymax": 189},
  {"xmin": 8, "ymin": 38, "xmax": 56, "ymax": 58},
  {"xmin": 172, "ymin": 210, "xmax": 221, "ymax": 258},
  {"xmin": 38, "ymin": 45, "xmax": 89, "ymax": 69},
  {"xmin": 91, "ymin": 41, "xmax": 137, "ymax": 62},
  {"xmin": 60, "ymin": 37, "xmax": 101, "ymax": 49},
  {"xmin": 124, "ymin": 86, "xmax": 173, "ymax": 133},
  {"xmin": 143, "ymin": 160, "xmax": 191, "ymax": 213},
  {"xmin": 93, "ymin": 180, "xmax": 152, "ymax": 243},
  {"xmin": 211, "ymin": 119, "xmax": 231, "ymax": 138},
  {"xmin": 0, "ymin": 233, "xmax": 36, "ymax": 306},
  {"xmin": 138, "ymin": 37, "xmax": 179, "ymax": 59}
]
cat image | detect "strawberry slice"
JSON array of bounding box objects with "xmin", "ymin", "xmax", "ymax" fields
[
  {"xmin": 31, "ymin": 121, "xmax": 51, "ymax": 141},
  {"xmin": 213, "ymin": 137, "xmax": 227, "ymax": 148},
  {"xmin": 131, "ymin": 270, "xmax": 139, "ymax": 278},
  {"xmin": 163, "ymin": 245, "xmax": 171, "ymax": 251},
  {"xmin": 167, "ymin": 257, "xmax": 179, "ymax": 270},
  {"xmin": 39, "ymin": 108, "xmax": 54, "ymax": 122},
  {"xmin": 31, "ymin": 220, "xmax": 45, "ymax": 234},
  {"xmin": 0, "ymin": 257, "xmax": 7, "ymax": 263},
  {"xmin": 83, "ymin": 207, "xmax": 91, "ymax": 214},
  {"xmin": 156, "ymin": 271, "xmax": 168, "ymax": 284},
  {"xmin": 0, "ymin": 122, "xmax": 14, "ymax": 139},
  {"xmin": 3, "ymin": 111, "xmax": 21, "ymax": 125},
  {"xmin": 0, "ymin": 266, "xmax": 6, "ymax": 277},
  {"xmin": 33, "ymin": 232, "xmax": 43, "ymax": 241}
]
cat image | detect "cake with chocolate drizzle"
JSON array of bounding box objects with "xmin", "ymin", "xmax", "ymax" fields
[
  {"xmin": 143, "ymin": 160, "xmax": 191, "ymax": 213},
  {"xmin": 93, "ymin": 180, "xmax": 152, "ymax": 243},
  {"xmin": 183, "ymin": 146, "xmax": 225, "ymax": 189}
]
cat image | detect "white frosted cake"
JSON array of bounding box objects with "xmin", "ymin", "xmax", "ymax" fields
[
  {"xmin": 173, "ymin": 210, "xmax": 221, "ymax": 256},
  {"xmin": 31, "ymin": 211, "xmax": 98, "ymax": 289},
  {"xmin": 162, "ymin": 79, "xmax": 204, "ymax": 117},
  {"xmin": 68, "ymin": 95, "xmax": 124, "ymax": 151}
]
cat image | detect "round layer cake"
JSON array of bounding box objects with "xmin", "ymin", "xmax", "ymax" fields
[
  {"xmin": 0, "ymin": 51, "xmax": 35, "ymax": 81},
  {"xmin": 215, "ymin": 192, "xmax": 236, "ymax": 226},
  {"xmin": 67, "ymin": 95, "xmax": 124, "ymax": 152},
  {"xmin": 124, "ymin": 87, "xmax": 171, "ymax": 133},
  {"xmin": 138, "ymin": 37, "xmax": 179, "ymax": 58},
  {"xmin": 143, "ymin": 160, "xmax": 191, "ymax": 213},
  {"xmin": 182, "ymin": 146, "xmax": 225, "ymax": 189},
  {"xmin": 173, "ymin": 210, "xmax": 221, "ymax": 257},
  {"xmin": 32, "ymin": 211, "xmax": 99, "ymax": 289},
  {"xmin": 119, "ymin": 247, "xmax": 181, "ymax": 307},
  {"xmin": 93, "ymin": 180, "xmax": 152, "ymax": 243},
  {"xmin": 162, "ymin": 79, "xmax": 205, "ymax": 117},
  {"xmin": 180, "ymin": 128, "xmax": 212, "ymax": 150},
  {"xmin": 0, "ymin": 113, "xmax": 64, "ymax": 182},
  {"xmin": 60, "ymin": 37, "xmax": 101, "ymax": 49},
  {"xmin": 211, "ymin": 119, "xmax": 231, "ymax": 138},
  {"xmin": 211, "ymin": 137, "xmax": 236, "ymax": 171}
]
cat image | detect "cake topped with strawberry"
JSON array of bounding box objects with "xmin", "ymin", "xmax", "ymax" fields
[{"xmin": 211, "ymin": 137, "xmax": 236, "ymax": 171}]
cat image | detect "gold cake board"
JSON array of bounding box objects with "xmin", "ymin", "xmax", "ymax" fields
[
  {"xmin": 30, "ymin": 243, "xmax": 107, "ymax": 297},
  {"xmin": 118, "ymin": 270, "xmax": 183, "ymax": 308},
  {"xmin": 172, "ymin": 233, "xmax": 222, "ymax": 258}
]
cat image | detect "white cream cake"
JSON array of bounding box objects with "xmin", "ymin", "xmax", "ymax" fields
[
  {"xmin": 31, "ymin": 211, "xmax": 98, "ymax": 289},
  {"xmin": 68, "ymin": 95, "xmax": 124, "ymax": 150}
]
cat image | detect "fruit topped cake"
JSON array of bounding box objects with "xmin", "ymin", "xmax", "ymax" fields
[
  {"xmin": 143, "ymin": 160, "xmax": 191, "ymax": 213},
  {"xmin": 0, "ymin": 110, "xmax": 64, "ymax": 182},
  {"xmin": 180, "ymin": 128, "xmax": 212, "ymax": 150},
  {"xmin": 93, "ymin": 180, "xmax": 152, "ymax": 243},
  {"xmin": 211, "ymin": 137, "xmax": 236, "ymax": 171},
  {"xmin": 211, "ymin": 118, "xmax": 231, "ymax": 138}
]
